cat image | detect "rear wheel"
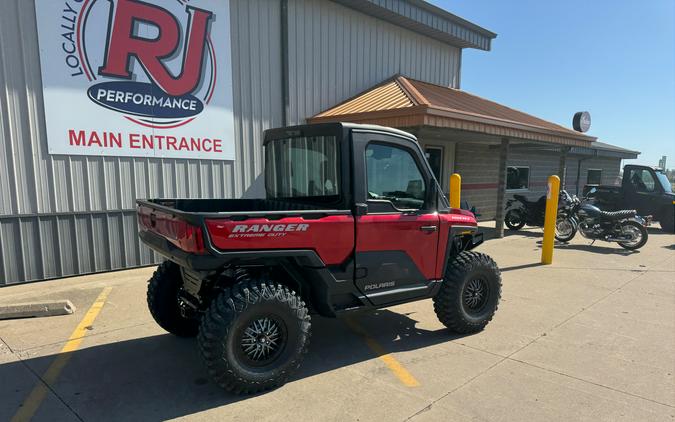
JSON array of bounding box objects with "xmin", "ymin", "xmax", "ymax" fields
[
  {"xmin": 505, "ymin": 209, "xmax": 525, "ymax": 230},
  {"xmin": 198, "ymin": 279, "xmax": 311, "ymax": 394},
  {"xmin": 433, "ymin": 251, "xmax": 501, "ymax": 334},
  {"xmin": 617, "ymin": 221, "xmax": 648, "ymax": 250},
  {"xmin": 147, "ymin": 261, "xmax": 199, "ymax": 337}
]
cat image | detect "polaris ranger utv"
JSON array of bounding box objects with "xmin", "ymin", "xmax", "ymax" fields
[{"xmin": 137, "ymin": 123, "xmax": 501, "ymax": 394}]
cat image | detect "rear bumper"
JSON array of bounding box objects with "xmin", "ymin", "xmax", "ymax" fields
[{"xmin": 140, "ymin": 230, "xmax": 224, "ymax": 271}]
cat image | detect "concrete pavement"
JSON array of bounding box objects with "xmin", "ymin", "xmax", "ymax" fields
[{"xmin": 0, "ymin": 224, "xmax": 673, "ymax": 421}]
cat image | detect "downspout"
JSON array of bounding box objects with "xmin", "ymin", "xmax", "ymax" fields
[{"xmin": 280, "ymin": 0, "xmax": 289, "ymax": 126}]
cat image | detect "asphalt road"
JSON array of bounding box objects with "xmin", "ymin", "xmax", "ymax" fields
[{"xmin": 1, "ymin": 224, "xmax": 673, "ymax": 421}]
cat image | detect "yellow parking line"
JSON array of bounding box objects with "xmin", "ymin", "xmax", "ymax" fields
[
  {"xmin": 345, "ymin": 318, "xmax": 420, "ymax": 387},
  {"xmin": 11, "ymin": 287, "xmax": 113, "ymax": 422}
]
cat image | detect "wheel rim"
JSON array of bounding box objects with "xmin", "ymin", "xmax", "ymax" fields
[
  {"xmin": 463, "ymin": 278, "xmax": 490, "ymax": 315},
  {"xmin": 620, "ymin": 225, "xmax": 642, "ymax": 247},
  {"xmin": 556, "ymin": 219, "xmax": 574, "ymax": 238},
  {"xmin": 239, "ymin": 317, "xmax": 286, "ymax": 366}
]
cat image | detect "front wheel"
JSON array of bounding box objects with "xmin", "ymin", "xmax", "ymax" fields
[
  {"xmin": 505, "ymin": 209, "xmax": 525, "ymax": 230},
  {"xmin": 555, "ymin": 217, "xmax": 577, "ymax": 242},
  {"xmin": 433, "ymin": 251, "xmax": 502, "ymax": 334},
  {"xmin": 198, "ymin": 279, "xmax": 311, "ymax": 394},
  {"xmin": 617, "ymin": 220, "xmax": 648, "ymax": 250}
]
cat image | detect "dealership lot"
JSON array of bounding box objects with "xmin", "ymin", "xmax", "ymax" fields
[{"xmin": 1, "ymin": 225, "xmax": 673, "ymax": 422}]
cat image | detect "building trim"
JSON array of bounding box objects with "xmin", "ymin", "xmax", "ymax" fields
[{"xmin": 330, "ymin": 0, "xmax": 496, "ymax": 50}]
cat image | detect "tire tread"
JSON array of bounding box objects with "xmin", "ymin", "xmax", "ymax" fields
[
  {"xmin": 197, "ymin": 279, "xmax": 311, "ymax": 395},
  {"xmin": 433, "ymin": 251, "xmax": 501, "ymax": 334}
]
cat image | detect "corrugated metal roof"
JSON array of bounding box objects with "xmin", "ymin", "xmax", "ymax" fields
[
  {"xmin": 313, "ymin": 80, "xmax": 416, "ymax": 117},
  {"xmin": 331, "ymin": 0, "xmax": 496, "ymax": 51},
  {"xmin": 309, "ymin": 75, "xmax": 597, "ymax": 147}
]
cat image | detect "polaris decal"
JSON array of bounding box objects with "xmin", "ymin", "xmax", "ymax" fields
[
  {"xmin": 363, "ymin": 281, "xmax": 396, "ymax": 291},
  {"xmin": 34, "ymin": 0, "xmax": 235, "ymax": 160},
  {"xmin": 228, "ymin": 224, "xmax": 310, "ymax": 239}
]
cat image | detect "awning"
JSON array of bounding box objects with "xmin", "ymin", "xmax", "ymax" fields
[{"xmin": 308, "ymin": 75, "xmax": 597, "ymax": 147}]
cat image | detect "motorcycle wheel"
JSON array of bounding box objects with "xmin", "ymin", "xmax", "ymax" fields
[
  {"xmin": 617, "ymin": 221, "xmax": 648, "ymax": 250},
  {"xmin": 555, "ymin": 217, "xmax": 577, "ymax": 242},
  {"xmin": 505, "ymin": 209, "xmax": 525, "ymax": 230}
]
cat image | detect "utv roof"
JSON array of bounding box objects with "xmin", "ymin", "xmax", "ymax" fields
[{"xmin": 263, "ymin": 122, "xmax": 418, "ymax": 144}]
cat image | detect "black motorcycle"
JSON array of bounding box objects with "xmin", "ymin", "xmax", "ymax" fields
[
  {"xmin": 556, "ymin": 190, "xmax": 649, "ymax": 250},
  {"xmin": 505, "ymin": 191, "xmax": 572, "ymax": 241}
]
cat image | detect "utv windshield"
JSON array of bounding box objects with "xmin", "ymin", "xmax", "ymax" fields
[{"xmin": 265, "ymin": 135, "xmax": 340, "ymax": 201}]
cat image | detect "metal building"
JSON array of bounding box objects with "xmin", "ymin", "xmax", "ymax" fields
[{"xmin": 0, "ymin": 0, "xmax": 495, "ymax": 284}]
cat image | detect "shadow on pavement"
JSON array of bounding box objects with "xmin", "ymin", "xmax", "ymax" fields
[
  {"xmin": 554, "ymin": 243, "xmax": 638, "ymax": 255},
  {"xmin": 2, "ymin": 310, "xmax": 462, "ymax": 421}
]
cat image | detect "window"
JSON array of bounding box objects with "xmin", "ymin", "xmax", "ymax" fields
[
  {"xmin": 424, "ymin": 147, "xmax": 443, "ymax": 183},
  {"xmin": 506, "ymin": 166, "xmax": 530, "ymax": 190},
  {"xmin": 628, "ymin": 168, "xmax": 656, "ymax": 193},
  {"xmin": 265, "ymin": 135, "xmax": 339, "ymax": 200},
  {"xmin": 366, "ymin": 143, "xmax": 426, "ymax": 210},
  {"xmin": 587, "ymin": 169, "xmax": 602, "ymax": 185}
]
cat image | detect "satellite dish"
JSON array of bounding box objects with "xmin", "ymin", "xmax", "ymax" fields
[{"xmin": 573, "ymin": 111, "xmax": 591, "ymax": 133}]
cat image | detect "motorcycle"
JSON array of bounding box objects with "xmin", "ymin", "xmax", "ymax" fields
[
  {"xmin": 555, "ymin": 189, "xmax": 649, "ymax": 250},
  {"xmin": 505, "ymin": 191, "xmax": 572, "ymax": 242}
]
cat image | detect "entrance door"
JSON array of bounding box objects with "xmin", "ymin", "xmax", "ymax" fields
[{"xmin": 354, "ymin": 138, "xmax": 440, "ymax": 306}]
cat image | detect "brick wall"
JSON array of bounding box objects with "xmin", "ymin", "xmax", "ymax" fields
[
  {"xmin": 454, "ymin": 142, "xmax": 623, "ymax": 220},
  {"xmin": 454, "ymin": 143, "xmax": 500, "ymax": 220}
]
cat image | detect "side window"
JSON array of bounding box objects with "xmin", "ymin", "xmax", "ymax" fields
[
  {"xmin": 366, "ymin": 144, "xmax": 426, "ymax": 210},
  {"xmin": 506, "ymin": 166, "xmax": 530, "ymax": 190},
  {"xmin": 629, "ymin": 169, "xmax": 656, "ymax": 192},
  {"xmin": 587, "ymin": 169, "xmax": 602, "ymax": 185}
]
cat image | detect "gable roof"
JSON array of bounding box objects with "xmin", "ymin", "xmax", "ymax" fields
[
  {"xmin": 332, "ymin": 0, "xmax": 496, "ymax": 51},
  {"xmin": 310, "ymin": 75, "xmax": 597, "ymax": 147}
]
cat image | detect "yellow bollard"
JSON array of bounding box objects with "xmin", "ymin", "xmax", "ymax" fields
[
  {"xmin": 541, "ymin": 175, "xmax": 561, "ymax": 265},
  {"xmin": 449, "ymin": 173, "xmax": 461, "ymax": 209}
]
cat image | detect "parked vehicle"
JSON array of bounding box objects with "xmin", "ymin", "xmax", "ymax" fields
[
  {"xmin": 505, "ymin": 191, "xmax": 572, "ymax": 241},
  {"xmin": 556, "ymin": 189, "xmax": 649, "ymax": 250},
  {"xmin": 137, "ymin": 123, "xmax": 501, "ymax": 394},
  {"xmin": 585, "ymin": 165, "xmax": 674, "ymax": 232}
]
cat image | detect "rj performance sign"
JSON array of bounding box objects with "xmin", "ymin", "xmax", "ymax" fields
[{"xmin": 35, "ymin": 0, "xmax": 235, "ymax": 160}]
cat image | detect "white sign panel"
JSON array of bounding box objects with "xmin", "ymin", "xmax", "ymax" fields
[{"xmin": 35, "ymin": 0, "xmax": 235, "ymax": 160}]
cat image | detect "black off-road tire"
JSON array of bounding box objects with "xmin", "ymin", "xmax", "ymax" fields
[
  {"xmin": 618, "ymin": 220, "xmax": 649, "ymax": 250},
  {"xmin": 433, "ymin": 251, "xmax": 501, "ymax": 334},
  {"xmin": 198, "ymin": 279, "xmax": 311, "ymax": 395},
  {"xmin": 147, "ymin": 261, "xmax": 199, "ymax": 337},
  {"xmin": 505, "ymin": 209, "xmax": 525, "ymax": 230}
]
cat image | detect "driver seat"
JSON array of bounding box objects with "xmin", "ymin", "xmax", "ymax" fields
[{"xmin": 600, "ymin": 210, "xmax": 636, "ymax": 220}]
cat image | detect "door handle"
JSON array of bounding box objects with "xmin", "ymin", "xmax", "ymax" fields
[{"xmin": 420, "ymin": 225, "xmax": 438, "ymax": 232}]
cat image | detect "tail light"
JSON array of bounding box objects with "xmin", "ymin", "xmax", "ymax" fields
[{"xmin": 137, "ymin": 206, "xmax": 206, "ymax": 254}]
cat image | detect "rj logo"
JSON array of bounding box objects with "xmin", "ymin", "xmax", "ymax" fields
[{"xmin": 98, "ymin": 0, "xmax": 213, "ymax": 96}]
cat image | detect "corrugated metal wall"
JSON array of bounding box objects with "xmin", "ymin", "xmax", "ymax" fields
[
  {"xmin": 286, "ymin": 0, "xmax": 461, "ymax": 124},
  {"xmin": 0, "ymin": 0, "xmax": 459, "ymax": 285},
  {"xmin": 0, "ymin": 0, "xmax": 283, "ymax": 285}
]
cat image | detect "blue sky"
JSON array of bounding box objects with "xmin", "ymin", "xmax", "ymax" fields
[{"xmin": 430, "ymin": 0, "xmax": 675, "ymax": 168}]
